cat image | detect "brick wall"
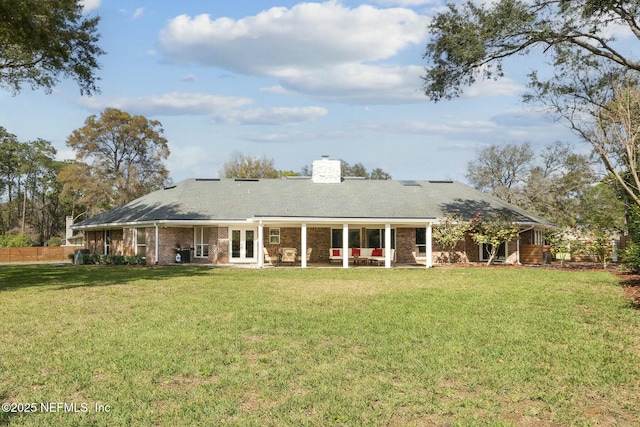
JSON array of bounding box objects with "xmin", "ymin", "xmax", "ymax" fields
[
  {"xmin": 155, "ymin": 227, "xmax": 193, "ymax": 265},
  {"xmin": 263, "ymin": 227, "xmax": 332, "ymax": 263},
  {"xmin": 210, "ymin": 227, "xmax": 228, "ymax": 264}
]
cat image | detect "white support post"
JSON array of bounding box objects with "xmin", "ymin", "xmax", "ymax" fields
[
  {"xmin": 301, "ymin": 223, "xmax": 307, "ymax": 268},
  {"xmin": 426, "ymin": 223, "xmax": 433, "ymax": 268},
  {"xmin": 384, "ymin": 223, "xmax": 392, "ymax": 268},
  {"xmin": 258, "ymin": 221, "xmax": 264, "ymax": 268},
  {"xmin": 154, "ymin": 223, "xmax": 159, "ymax": 265},
  {"xmin": 343, "ymin": 223, "xmax": 349, "ymax": 268}
]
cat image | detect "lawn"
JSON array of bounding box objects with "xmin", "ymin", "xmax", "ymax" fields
[{"xmin": 0, "ymin": 265, "xmax": 639, "ymax": 426}]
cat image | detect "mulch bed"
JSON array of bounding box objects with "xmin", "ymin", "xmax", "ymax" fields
[{"xmin": 612, "ymin": 270, "xmax": 640, "ymax": 309}]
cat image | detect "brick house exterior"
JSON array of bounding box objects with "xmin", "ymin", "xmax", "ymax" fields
[{"xmin": 74, "ymin": 157, "xmax": 553, "ymax": 267}]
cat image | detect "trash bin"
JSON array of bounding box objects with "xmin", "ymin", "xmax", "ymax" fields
[{"xmin": 74, "ymin": 249, "xmax": 90, "ymax": 265}]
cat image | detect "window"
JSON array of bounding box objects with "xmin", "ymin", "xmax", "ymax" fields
[
  {"xmin": 136, "ymin": 228, "xmax": 146, "ymax": 257},
  {"xmin": 331, "ymin": 228, "xmax": 362, "ymax": 248},
  {"xmin": 534, "ymin": 230, "xmax": 543, "ymax": 245},
  {"xmin": 480, "ymin": 242, "xmax": 507, "ymax": 261},
  {"xmin": 366, "ymin": 229, "xmax": 395, "ymax": 249},
  {"xmin": 104, "ymin": 230, "xmax": 111, "ymax": 255},
  {"xmin": 269, "ymin": 228, "xmax": 280, "ymax": 244},
  {"xmin": 194, "ymin": 227, "xmax": 210, "ymax": 258},
  {"xmin": 416, "ymin": 228, "xmax": 426, "ymax": 255}
]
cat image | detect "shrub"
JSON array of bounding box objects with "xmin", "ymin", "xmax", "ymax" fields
[
  {"xmin": 47, "ymin": 236, "xmax": 63, "ymax": 246},
  {"xmin": 78, "ymin": 254, "xmax": 145, "ymax": 266},
  {"xmin": 622, "ymin": 242, "xmax": 640, "ymax": 273},
  {"xmin": 0, "ymin": 232, "xmax": 32, "ymax": 248}
]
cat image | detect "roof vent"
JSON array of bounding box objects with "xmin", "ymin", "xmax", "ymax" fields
[
  {"xmin": 195, "ymin": 178, "xmax": 220, "ymax": 182},
  {"xmin": 428, "ymin": 180, "xmax": 453, "ymax": 184},
  {"xmin": 400, "ymin": 180, "xmax": 421, "ymax": 186},
  {"xmin": 234, "ymin": 178, "xmax": 259, "ymax": 182}
]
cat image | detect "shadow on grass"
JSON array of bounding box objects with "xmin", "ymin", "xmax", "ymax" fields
[
  {"xmin": 617, "ymin": 272, "xmax": 640, "ymax": 310},
  {"xmin": 0, "ymin": 264, "xmax": 214, "ymax": 292}
]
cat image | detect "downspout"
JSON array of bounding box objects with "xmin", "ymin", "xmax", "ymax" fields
[{"xmin": 155, "ymin": 223, "xmax": 159, "ymax": 265}]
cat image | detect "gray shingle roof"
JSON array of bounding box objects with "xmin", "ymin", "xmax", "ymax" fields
[{"xmin": 74, "ymin": 178, "xmax": 553, "ymax": 228}]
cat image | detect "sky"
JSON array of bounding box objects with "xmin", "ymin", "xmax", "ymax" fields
[{"xmin": 0, "ymin": 0, "xmax": 583, "ymax": 183}]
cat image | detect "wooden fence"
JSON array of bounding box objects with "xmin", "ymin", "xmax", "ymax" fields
[
  {"xmin": 0, "ymin": 246, "xmax": 79, "ymax": 263},
  {"xmin": 519, "ymin": 244, "xmax": 551, "ymax": 265}
]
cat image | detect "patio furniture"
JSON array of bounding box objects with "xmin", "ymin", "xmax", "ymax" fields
[
  {"xmin": 263, "ymin": 247, "xmax": 274, "ymax": 266},
  {"xmin": 297, "ymin": 247, "xmax": 312, "ymax": 265},
  {"xmin": 369, "ymin": 249, "xmax": 395, "ymax": 266},
  {"xmin": 280, "ymin": 247, "xmax": 297, "ymax": 266}
]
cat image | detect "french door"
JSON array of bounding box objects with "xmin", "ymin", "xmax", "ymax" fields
[{"xmin": 230, "ymin": 228, "xmax": 257, "ymax": 263}]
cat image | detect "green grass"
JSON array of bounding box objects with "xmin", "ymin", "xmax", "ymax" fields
[{"xmin": 0, "ymin": 265, "xmax": 639, "ymax": 426}]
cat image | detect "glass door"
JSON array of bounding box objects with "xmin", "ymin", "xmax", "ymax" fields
[{"xmin": 230, "ymin": 228, "xmax": 257, "ymax": 262}]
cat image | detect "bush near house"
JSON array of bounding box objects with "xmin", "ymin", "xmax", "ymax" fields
[{"xmin": 66, "ymin": 253, "xmax": 145, "ymax": 265}]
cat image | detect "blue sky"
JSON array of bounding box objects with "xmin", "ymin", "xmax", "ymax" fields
[{"xmin": 0, "ymin": 0, "xmax": 580, "ymax": 183}]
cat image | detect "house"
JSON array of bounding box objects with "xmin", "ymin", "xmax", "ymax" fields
[{"xmin": 72, "ymin": 157, "xmax": 553, "ymax": 267}]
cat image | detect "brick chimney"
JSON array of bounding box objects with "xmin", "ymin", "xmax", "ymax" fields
[{"xmin": 311, "ymin": 155, "xmax": 341, "ymax": 183}]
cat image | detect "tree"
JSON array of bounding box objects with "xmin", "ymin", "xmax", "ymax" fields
[
  {"xmin": 467, "ymin": 142, "xmax": 595, "ymax": 226},
  {"xmin": 369, "ymin": 168, "xmax": 392, "ymax": 180},
  {"xmin": 221, "ymin": 153, "xmax": 279, "ymax": 179},
  {"xmin": 0, "ymin": 0, "xmax": 104, "ymax": 95},
  {"xmin": 63, "ymin": 108, "xmax": 171, "ymax": 214},
  {"xmin": 422, "ymin": 0, "xmax": 640, "ymax": 102},
  {"xmin": 0, "ymin": 127, "xmax": 24, "ymax": 230},
  {"xmin": 468, "ymin": 213, "xmax": 520, "ymax": 266},
  {"xmin": 466, "ymin": 142, "xmax": 533, "ymax": 205},
  {"xmin": 0, "ymin": 130, "xmax": 70, "ymax": 244},
  {"xmin": 432, "ymin": 214, "xmax": 468, "ymax": 264},
  {"xmin": 423, "ymin": 1, "xmax": 640, "ymax": 212},
  {"xmin": 582, "ymin": 84, "xmax": 640, "ymax": 207}
]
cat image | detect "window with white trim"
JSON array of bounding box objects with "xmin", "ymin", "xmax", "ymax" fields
[
  {"xmin": 331, "ymin": 228, "xmax": 361, "ymax": 248},
  {"xmin": 269, "ymin": 228, "xmax": 280, "ymax": 244},
  {"xmin": 366, "ymin": 228, "xmax": 395, "ymax": 249},
  {"xmin": 136, "ymin": 228, "xmax": 146, "ymax": 257},
  {"xmin": 104, "ymin": 230, "xmax": 111, "ymax": 255},
  {"xmin": 534, "ymin": 230, "xmax": 544, "ymax": 245},
  {"xmin": 194, "ymin": 227, "xmax": 210, "ymax": 258}
]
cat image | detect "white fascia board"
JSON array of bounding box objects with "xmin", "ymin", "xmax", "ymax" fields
[
  {"xmin": 252, "ymin": 216, "xmax": 437, "ymax": 225},
  {"xmin": 71, "ymin": 219, "xmax": 251, "ymax": 231}
]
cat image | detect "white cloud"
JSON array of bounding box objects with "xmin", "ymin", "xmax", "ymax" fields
[
  {"xmin": 132, "ymin": 8, "xmax": 144, "ymax": 20},
  {"xmin": 372, "ymin": 0, "xmax": 437, "ymax": 6},
  {"xmin": 81, "ymin": 0, "xmax": 100, "ymax": 13},
  {"xmin": 211, "ymin": 106, "xmax": 328, "ymax": 125},
  {"xmin": 76, "ymin": 92, "xmax": 254, "ymax": 116},
  {"xmin": 159, "ymin": 2, "xmax": 428, "ymax": 72},
  {"xmin": 157, "ymin": 1, "xmax": 430, "ymax": 103},
  {"xmin": 279, "ymin": 63, "xmax": 426, "ymax": 104},
  {"xmin": 463, "ymin": 76, "xmax": 525, "ymax": 98},
  {"xmin": 75, "ymin": 93, "xmax": 327, "ymax": 125},
  {"xmin": 159, "ymin": 1, "xmax": 428, "ymax": 103}
]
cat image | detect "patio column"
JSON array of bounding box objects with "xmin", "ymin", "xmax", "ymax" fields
[
  {"xmin": 426, "ymin": 223, "xmax": 433, "ymax": 268},
  {"xmin": 384, "ymin": 223, "xmax": 392, "ymax": 268},
  {"xmin": 343, "ymin": 223, "xmax": 349, "ymax": 268},
  {"xmin": 154, "ymin": 223, "xmax": 159, "ymax": 265},
  {"xmin": 301, "ymin": 223, "xmax": 307, "ymax": 268},
  {"xmin": 258, "ymin": 220, "xmax": 264, "ymax": 268}
]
